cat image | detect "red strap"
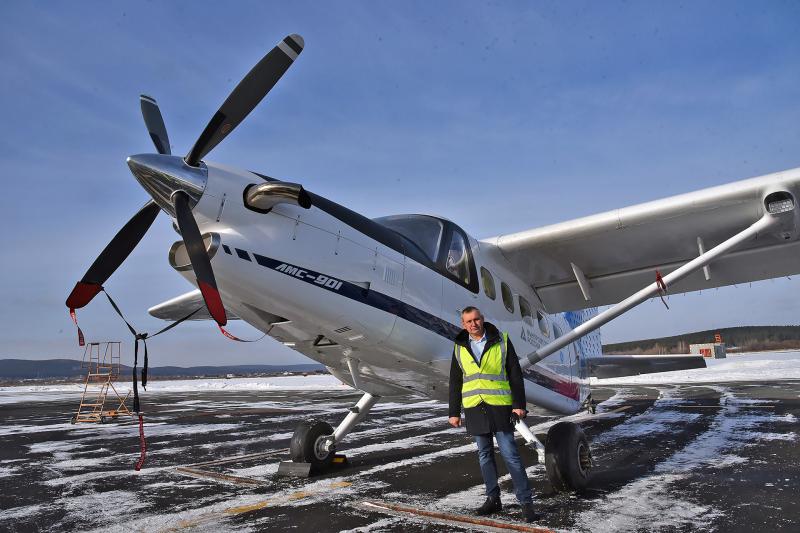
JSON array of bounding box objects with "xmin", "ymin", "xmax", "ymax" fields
[
  {"xmin": 134, "ymin": 414, "xmax": 147, "ymax": 471},
  {"xmin": 655, "ymin": 270, "xmax": 669, "ymax": 310},
  {"xmin": 219, "ymin": 325, "xmax": 266, "ymax": 343},
  {"xmin": 655, "ymin": 270, "xmax": 668, "ymax": 292},
  {"xmin": 69, "ymin": 308, "xmax": 86, "ymax": 346}
]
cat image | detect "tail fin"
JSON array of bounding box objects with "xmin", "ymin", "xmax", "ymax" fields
[{"xmin": 563, "ymin": 308, "xmax": 601, "ymax": 359}]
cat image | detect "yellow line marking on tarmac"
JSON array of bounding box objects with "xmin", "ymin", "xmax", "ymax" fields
[
  {"xmin": 224, "ymin": 500, "xmax": 272, "ymax": 514},
  {"xmin": 221, "ymin": 481, "xmax": 350, "ymax": 517}
]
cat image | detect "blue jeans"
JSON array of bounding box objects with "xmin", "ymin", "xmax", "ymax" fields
[{"xmin": 474, "ymin": 431, "xmax": 532, "ymax": 504}]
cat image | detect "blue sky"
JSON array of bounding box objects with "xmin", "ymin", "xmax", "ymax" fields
[{"xmin": 1, "ymin": 1, "xmax": 799, "ymax": 365}]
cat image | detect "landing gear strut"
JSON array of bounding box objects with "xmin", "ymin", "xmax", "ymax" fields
[{"xmin": 286, "ymin": 392, "xmax": 379, "ymax": 475}]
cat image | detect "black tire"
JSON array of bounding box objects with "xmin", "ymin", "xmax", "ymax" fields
[
  {"xmin": 545, "ymin": 421, "xmax": 592, "ymax": 492},
  {"xmin": 289, "ymin": 420, "xmax": 335, "ymax": 471}
]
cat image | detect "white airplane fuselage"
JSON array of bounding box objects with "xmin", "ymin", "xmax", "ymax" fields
[{"xmin": 169, "ymin": 161, "xmax": 599, "ymax": 415}]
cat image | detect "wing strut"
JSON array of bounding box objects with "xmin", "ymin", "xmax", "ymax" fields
[{"xmin": 520, "ymin": 212, "xmax": 780, "ymax": 371}]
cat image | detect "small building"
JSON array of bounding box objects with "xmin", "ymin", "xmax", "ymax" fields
[{"xmin": 689, "ymin": 343, "xmax": 727, "ymax": 359}]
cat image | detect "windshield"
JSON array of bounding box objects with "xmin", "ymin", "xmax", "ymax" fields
[{"xmin": 373, "ymin": 215, "xmax": 444, "ymax": 262}]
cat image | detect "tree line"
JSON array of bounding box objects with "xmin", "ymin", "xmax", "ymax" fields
[{"xmin": 602, "ymin": 325, "xmax": 800, "ymax": 355}]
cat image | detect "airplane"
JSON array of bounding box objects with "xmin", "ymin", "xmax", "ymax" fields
[{"xmin": 65, "ymin": 34, "xmax": 800, "ymax": 492}]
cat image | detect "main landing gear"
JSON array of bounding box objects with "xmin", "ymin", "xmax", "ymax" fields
[
  {"xmin": 515, "ymin": 419, "xmax": 592, "ymax": 492},
  {"xmin": 285, "ymin": 392, "xmax": 379, "ymax": 475}
]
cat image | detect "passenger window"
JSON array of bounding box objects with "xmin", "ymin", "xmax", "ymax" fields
[
  {"xmin": 519, "ymin": 296, "xmax": 534, "ymax": 326},
  {"xmin": 481, "ymin": 267, "xmax": 496, "ymax": 300},
  {"xmin": 536, "ymin": 310, "xmax": 550, "ymax": 337},
  {"xmin": 445, "ymin": 231, "xmax": 470, "ymax": 284},
  {"xmin": 500, "ymin": 282, "xmax": 514, "ymax": 313}
]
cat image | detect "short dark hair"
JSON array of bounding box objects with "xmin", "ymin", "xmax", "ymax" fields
[{"xmin": 460, "ymin": 306, "xmax": 481, "ymax": 316}]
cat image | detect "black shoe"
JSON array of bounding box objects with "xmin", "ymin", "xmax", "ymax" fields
[
  {"xmin": 476, "ymin": 495, "xmax": 502, "ymax": 516},
  {"xmin": 521, "ymin": 502, "xmax": 541, "ymax": 523}
]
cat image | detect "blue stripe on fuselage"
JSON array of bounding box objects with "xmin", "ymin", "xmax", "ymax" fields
[{"xmin": 234, "ymin": 248, "xmax": 571, "ymax": 399}]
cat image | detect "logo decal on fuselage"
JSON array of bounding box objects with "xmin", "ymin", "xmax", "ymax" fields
[
  {"xmin": 274, "ymin": 263, "xmax": 344, "ymax": 290},
  {"xmin": 520, "ymin": 327, "xmax": 544, "ymax": 348}
]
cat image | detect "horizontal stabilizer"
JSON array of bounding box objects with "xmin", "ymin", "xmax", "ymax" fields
[
  {"xmin": 148, "ymin": 289, "xmax": 239, "ymax": 321},
  {"xmin": 588, "ymin": 355, "xmax": 706, "ymax": 379}
]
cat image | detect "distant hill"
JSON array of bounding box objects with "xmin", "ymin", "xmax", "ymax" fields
[
  {"xmin": 0, "ymin": 359, "xmax": 326, "ymax": 379},
  {"xmin": 603, "ymin": 325, "xmax": 800, "ymax": 355}
]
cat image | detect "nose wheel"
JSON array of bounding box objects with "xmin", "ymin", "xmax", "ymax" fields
[
  {"xmin": 282, "ymin": 392, "xmax": 379, "ymax": 477},
  {"xmin": 289, "ymin": 419, "xmax": 335, "ymax": 470}
]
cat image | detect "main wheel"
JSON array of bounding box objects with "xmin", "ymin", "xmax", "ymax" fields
[
  {"xmin": 545, "ymin": 421, "xmax": 592, "ymax": 492},
  {"xmin": 289, "ymin": 420, "xmax": 335, "ymax": 471}
]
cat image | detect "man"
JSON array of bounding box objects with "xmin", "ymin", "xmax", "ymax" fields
[{"xmin": 448, "ymin": 306, "xmax": 539, "ymax": 523}]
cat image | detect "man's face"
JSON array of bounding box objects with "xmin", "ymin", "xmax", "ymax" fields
[{"xmin": 461, "ymin": 310, "xmax": 485, "ymax": 338}]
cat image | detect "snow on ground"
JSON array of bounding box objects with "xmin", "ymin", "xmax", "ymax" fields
[
  {"xmin": 3, "ymin": 350, "xmax": 799, "ymax": 405},
  {"xmin": 592, "ymin": 350, "xmax": 800, "ymax": 385},
  {"xmin": 577, "ymin": 386, "xmax": 796, "ymax": 532},
  {"xmin": 0, "ymin": 374, "xmax": 349, "ymax": 404}
]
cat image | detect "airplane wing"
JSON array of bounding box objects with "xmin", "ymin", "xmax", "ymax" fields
[
  {"xmin": 484, "ymin": 168, "xmax": 800, "ymax": 313},
  {"xmin": 148, "ymin": 290, "xmax": 240, "ymax": 321},
  {"xmin": 588, "ymin": 355, "xmax": 706, "ymax": 379}
]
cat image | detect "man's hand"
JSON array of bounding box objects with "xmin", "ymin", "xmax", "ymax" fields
[
  {"xmin": 448, "ymin": 416, "xmax": 462, "ymax": 428},
  {"xmin": 512, "ymin": 408, "xmax": 527, "ymax": 420}
]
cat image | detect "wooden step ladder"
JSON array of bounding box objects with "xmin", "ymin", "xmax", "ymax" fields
[{"xmin": 72, "ymin": 341, "xmax": 132, "ymax": 424}]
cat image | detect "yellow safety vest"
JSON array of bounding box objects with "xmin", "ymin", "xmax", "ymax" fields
[{"xmin": 455, "ymin": 332, "xmax": 512, "ymax": 408}]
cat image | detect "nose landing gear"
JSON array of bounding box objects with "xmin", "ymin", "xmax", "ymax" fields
[
  {"xmin": 280, "ymin": 392, "xmax": 379, "ymax": 477},
  {"xmin": 289, "ymin": 419, "xmax": 336, "ymax": 470}
]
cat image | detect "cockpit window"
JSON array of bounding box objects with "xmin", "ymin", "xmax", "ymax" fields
[
  {"xmin": 373, "ymin": 215, "xmax": 443, "ymax": 262},
  {"xmin": 446, "ymin": 231, "xmax": 470, "ymax": 285}
]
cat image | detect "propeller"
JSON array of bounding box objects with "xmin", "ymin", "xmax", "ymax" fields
[
  {"xmin": 140, "ymin": 95, "xmax": 171, "ymax": 155},
  {"xmin": 65, "ymin": 201, "xmax": 161, "ymax": 309},
  {"xmin": 173, "ymin": 191, "xmax": 227, "ymax": 326},
  {"xmin": 66, "ymin": 34, "xmax": 305, "ymax": 328},
  {"xmin": 185, "ymin": 34, "xmax": 304, "ymax": 166}
]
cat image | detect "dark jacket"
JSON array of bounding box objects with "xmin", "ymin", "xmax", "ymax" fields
[{"xmin": 449, "ymin": 322, "xmax": 527, "ymax": 436}]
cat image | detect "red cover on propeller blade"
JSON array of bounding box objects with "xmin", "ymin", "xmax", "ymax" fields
[
  {"xmin": 199, "ymin": 280, "xmax": 227, "ymax": 326},
  {"xmin": 65, "ymin": 282, "xmax": 103, "ymax": 309}
]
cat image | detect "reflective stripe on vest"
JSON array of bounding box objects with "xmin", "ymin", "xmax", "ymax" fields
[{"xmin": 455, "ymin": 332, "xmax": 512, "ymax": 408}]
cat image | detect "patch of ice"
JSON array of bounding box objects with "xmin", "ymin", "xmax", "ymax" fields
[
  {"xmin": 0, "ymin": 503, "xmax": 46, "ymax": 521},
  {"xmin": 43, "ymin": 465, "xmax": 174, "ymax": 487},
  {"xmin": 0, "ymin": 465, "xmax": 21, "ymax": 476},
  {"xmin": 0, "ymin": 422, "xmax": 75, "ymax": 436},
  {"xmin": 596, "ymin": 410, "xmax": 701, "ymax": 441},
  {"xmin": 338, "ymin": 517, "xmax": 402, "ymax": 533},
  {"xmin": 706, "ymin": 455, "xmax": 749, "ymax": 468},
  {"xmin": 739, "ymin": 431, "xmax": 796, "ymax": 442},
  {"xmin": 61, "ymin": 489, "xmax": 149, "ymax": 523},
  {"xmin": 28, "ymin": 441, "xmax": 87, "ymax": 454}
]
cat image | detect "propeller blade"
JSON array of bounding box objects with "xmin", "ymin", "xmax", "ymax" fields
[
  {"xmin": 66, "ymin": 200, "xmax": 161, "ymax": 309},
  {"xmin": 185, "ymin": 34, "xmax": 304, "ymax": 166},
  {"xmin": 172, "ymin": 191, "xmax": 227, "ymax": 326},
  {"xmin": 140, "ymin": 95, "xmax": 171, "ymax": 155}
]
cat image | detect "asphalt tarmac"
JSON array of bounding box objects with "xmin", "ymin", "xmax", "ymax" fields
[{"xmin": 1, "ymin": 381, "xmax": 798, "ymax": 532}]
